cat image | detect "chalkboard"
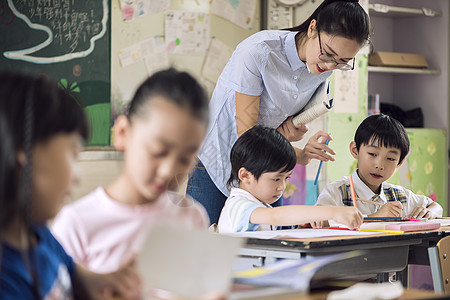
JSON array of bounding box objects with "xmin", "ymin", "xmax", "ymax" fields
[{"xmin": 0, "ymin": 0, "xmax": 111, "ymax": 146}]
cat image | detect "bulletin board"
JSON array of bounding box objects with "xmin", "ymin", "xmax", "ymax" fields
[
  {"xmin": 110, "ymin": 0, "xmax": 260, "ymax": 122},
  {"xmin": 0, "ymin": 0, "xmax": 111, "ymax": 146}
]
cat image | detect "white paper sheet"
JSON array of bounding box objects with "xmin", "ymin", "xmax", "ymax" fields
[
  {"xmin": 144, "ymin": 36, "xmax": 170, "ymax": 74},
  {"xmin": 333, "ymin": 66, "xmax": 359, "ymax": 114},
  {"xmin": 119, "ymin": 38, "xmax": 157, "ymax": 67},
  {"xmin": 210, "ymin": 0, "xmax": 257, "ymax": 30},
  {"xmin": 201, "ymin": 38, "xmax": 233, "ymax": 83},
  {"xmin": 224, "ymin": 228, "xmax": 380, "ymax": 240},
  {"xmin": 138, "ymin": 225, "xmax": 245, "ymax": 299},
  {"xmin": 120, "ymin": 0, "xmax": 170, "ymax": 21},
  {"xmin": 164, "ymin": 10, "xmax": 210, "ymax": 55}
]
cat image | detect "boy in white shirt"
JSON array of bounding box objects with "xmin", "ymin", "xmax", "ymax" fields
[
  {"xmin": 218, "ymin": 126, "xmax": 363, "ymax": 233},
  {"xmin": 316, "ymin": 114, "xmax": 443, "ymax": 219}
]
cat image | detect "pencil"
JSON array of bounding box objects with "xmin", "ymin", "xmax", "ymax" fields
[
  {"xmin": 348, "ymin": 174, "xmax": 357, "ymax": 208},
  {"xmin": 356, "ymin": 197, "xmax": 380, "ymax": 206},
  {"xmin": 359, "ymin": 229, "xmax": 404, "ymax": 234},
  {"xmin": 314, "ymin": 138, "xmax": 330, "ymax": 185}
]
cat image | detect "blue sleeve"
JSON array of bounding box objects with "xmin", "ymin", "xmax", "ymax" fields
[
  {"xmin": 227, "ymin": 42, "xmax": 266, "ymax": 96},
  {"xmin": 37, "ymin": 226, "xmax": 75, "ymax": 275}
]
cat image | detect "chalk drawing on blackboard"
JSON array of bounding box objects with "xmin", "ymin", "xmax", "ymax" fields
[{"xmin": 3, "ymin": 0, "xmax": 108, "ymax": 64}]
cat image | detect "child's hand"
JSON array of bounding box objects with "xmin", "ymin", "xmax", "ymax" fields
[
  {"xmin": 75, "ymin": 256, "xmax": 141, "ymax": 300},
  {"xmin": 408, "ymin": 206, "xmax": 435, "ymax": 219},
  {"xmin": 310, "ymin": 221, "xmax": 324, "ymax": 229},
  {"xmin": 332, "ymin": 207, "xmax": 363, "ymax": 229},
  {"xmin": 372, "ymin": 201, "xmax": 403, "ymax": 218},
  {"xmin": 101, "ymin": 257, "xmax": 141, "ymax": 299}
]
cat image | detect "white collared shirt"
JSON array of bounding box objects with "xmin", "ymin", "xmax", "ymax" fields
[
  {"xmin": 316, "ymin": 169, "xmax": 434, "ymax": 217},
  {"xmin": 199, "ymin": 30, "xmax": 331, "ymax": 196},
  {"xmin": 218, "ymin": 187, "xmax": 273, "ymax": 233}
]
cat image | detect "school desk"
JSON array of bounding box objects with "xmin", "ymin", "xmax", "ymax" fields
[{"xmin": 236, "ymin": 226, "xmax": 450, "ymax": 292}]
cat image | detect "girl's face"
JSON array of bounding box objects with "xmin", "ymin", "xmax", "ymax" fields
[
  {"xmin": 245, "ymin": 168, "xmax": 293, "ymax": 204},
  {"xmin": 301, "ymin": 20, "xmax": 361, "ymax": 75},
  {"xmin": 118, "ymin": 97, "xmax": 206, "ymax": 204},
  {"xmin": 32, "ymin": 133, "xmax": 83, "ymax": 223}
]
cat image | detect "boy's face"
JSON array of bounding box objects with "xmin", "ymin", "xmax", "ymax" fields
[
  {"xmin": 32, "ymin": 133, "xmax": 83, "ymax": 222},
  {"xmin": 245, "ymin": 168, "xmax": 293, "ymax": 204},
  {"xmin": 115, "ymin": 97, "xmax": 206, "ymax": 203},
  {"xmin": 350, "ymin": 140, "xmax": 403, "ymax": 193}
]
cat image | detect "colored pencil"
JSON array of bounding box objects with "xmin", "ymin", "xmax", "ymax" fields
[
  {"xmin": 314, "ymin": 138, "xmax": 330, "ymax": 185},
  {"xmin": 356, "ymin": 197, "xmax": 380, "ymax": 206},
  {"xmin": 348, "ymin": 174, "xmax": 357, "ymax": 208}
]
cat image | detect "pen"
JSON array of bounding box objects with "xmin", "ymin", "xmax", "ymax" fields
[{"xmin": 314, "ymin": 137, "xmax": 330, "ymax": 185}]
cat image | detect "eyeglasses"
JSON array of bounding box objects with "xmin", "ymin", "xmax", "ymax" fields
[{"xmin": 318, "ymin": 31, "xmax": 355, "ymax": 71}]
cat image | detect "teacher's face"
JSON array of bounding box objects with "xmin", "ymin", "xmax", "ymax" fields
[{"xmin": 302, "ymin": 20, "xmax": 361, "ymax": 75}]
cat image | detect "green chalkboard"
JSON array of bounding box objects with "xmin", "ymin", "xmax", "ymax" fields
[{"xmin": 0, "ymin": 0, "xmax": 111, "ymax": 146}]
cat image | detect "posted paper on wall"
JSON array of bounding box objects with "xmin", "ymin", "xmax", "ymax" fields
[
  {"xmin": 201, "ymin": 38, "xmax": 233, "ymax": 83},
  {"xmin": 210, "ymin": 0, "xmax": 257, "ymax": 30},
  {"xmin": 165, "ymin": 10, "xmax": 210, "ymax": 55},
  {"xmin": 333, "ymin": 65, "xmax": 360, "ymax": 114},
  {"xmin": 120, "ymin": 0, "xmax": 170, "ymax": 21},
  {"xmin": 145, "ymin": 36, "xmax": 170, "ymax": 75}
]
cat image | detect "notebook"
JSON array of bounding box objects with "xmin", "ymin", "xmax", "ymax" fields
[{"xmin": 137, "ymin": 225, "xmax": 245, "ymax": 299}]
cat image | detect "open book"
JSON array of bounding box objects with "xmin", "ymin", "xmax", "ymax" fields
[
  {"xmin": 292, "ymin": 79, "xmax": 333, "ymax": 127},
  {"xmin": 231, "ymin": 250, "xmax": 365, "ymax": 299}
]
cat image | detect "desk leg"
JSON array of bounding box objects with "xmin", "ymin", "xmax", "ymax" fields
[
  {"xmin": 377, "ymin": 273, "xmax": 389, "ymax": 283},
  {"xmin": 428, "ymin": 246, "xmax": 444, "ymax": 293},
  {"xmin": 396, "ymin": 267, "xmax": 408, "ymax": 287}
]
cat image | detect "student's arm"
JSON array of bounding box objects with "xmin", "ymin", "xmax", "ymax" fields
[
  {"xmin": 235, "ymin": 92, "xmax": 260, "ymax": 136},
  {"xmin": 72, "ymin": 260, "xmax": 141, "ymax": 300},
  {"xmin": 409, "ymin": 202, "xmax": 443, "ymax": 219},
  {"xmin": 250, "ymin": 205, "xmax": 363, "ymax": 229}
]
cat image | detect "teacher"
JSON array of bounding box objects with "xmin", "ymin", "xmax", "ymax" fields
[{"xmin": 187, "ymin": 0, "xmax": 371, "ymax": 224}]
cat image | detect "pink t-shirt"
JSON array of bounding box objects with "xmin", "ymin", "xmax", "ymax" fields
[{"xmin": 52, "ymin": 187, "xmax": 209, "ymax": 273}]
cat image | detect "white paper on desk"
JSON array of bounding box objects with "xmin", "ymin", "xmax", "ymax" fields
[
  {"xmin": 224, "ymin": 229, "xmax": 380, "ymax": 240},
  {"xmin": 428, "ymin": 218, "xmax": 450, "ymax": 226},
  {"xmin": 138, "ymin": 225, "xmax": 245, "ymax": 299},
  {"xmin": 327, "ymin": 281, "xmax": 403, "ymax": 300}
]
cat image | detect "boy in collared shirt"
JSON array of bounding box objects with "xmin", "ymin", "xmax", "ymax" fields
[{"xmin": 316, "ymin": 114, "xmax": 443, "ymax": 219}]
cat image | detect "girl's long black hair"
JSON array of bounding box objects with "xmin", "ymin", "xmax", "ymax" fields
[{"xmin": 0, "ymin": 70, "xmax": 89, "ymax": 299}]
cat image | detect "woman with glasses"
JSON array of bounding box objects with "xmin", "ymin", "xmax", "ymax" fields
[{"xmin": 187, "ymin": 0, "xmax": 371, "ymax": 224}]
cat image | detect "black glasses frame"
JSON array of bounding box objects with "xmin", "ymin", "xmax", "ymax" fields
[{"xmin": 318, "ymin": 31, "xmax": 355, "ymax": 71}]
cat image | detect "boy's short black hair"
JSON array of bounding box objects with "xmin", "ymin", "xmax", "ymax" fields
[
  {"xmin": 227, "ymin": 126, "xmax": 297, "ymax": 188},
  {"xmin": 354, "ymin": 114, "xmax": 410, "ymax": 163}
]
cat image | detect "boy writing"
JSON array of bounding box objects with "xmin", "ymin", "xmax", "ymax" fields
[
  {"xmin": 217, "ymin": 126, "xmax": 363, "ymax": 233},
  {"xmin": 316, "ymin": 114, "xmax": 443, "ymax": 219}
]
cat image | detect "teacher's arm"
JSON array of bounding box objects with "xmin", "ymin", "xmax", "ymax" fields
[{"xmin": 235, "ymin": 91, "xmax": 260, "ymax": 136}]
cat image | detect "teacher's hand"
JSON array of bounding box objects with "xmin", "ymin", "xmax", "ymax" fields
[
  {"xmin": 297, "ymin": 131, "xmax": 335, "ymax": 165},
  {"xmin": 277, "ymin": 117, "xmax": 308, "ymax": 142}
]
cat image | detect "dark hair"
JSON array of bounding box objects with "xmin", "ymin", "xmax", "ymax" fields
[
  {"xmin": 354, "ymin": 114, "xmax": 410, "ymax": 164},
  {"xmin": 0, "ymin": 70, "xmax": 89, "ymax": 298},
  {"xmin": 0, "ymin": 70, "xmax": 89, "ymax": 229},
  {"xmin": 127, "ymin": 68, "xmax": 209, "ymax": 125},
  {"xmin": 286, "ymin": 0, "xmax": 370, "ymax": 47},
  {"xmin": 227, "ymin": 126, "xmax": 297, "ymax": 188}
]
